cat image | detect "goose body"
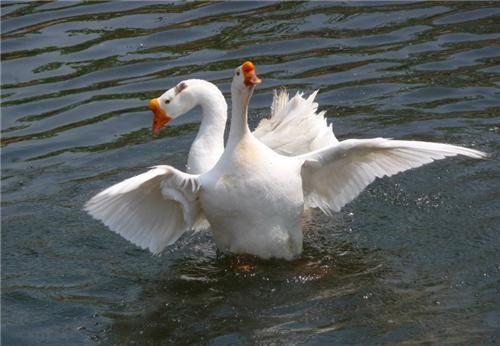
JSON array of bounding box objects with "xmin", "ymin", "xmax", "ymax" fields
[
  {"xmin": 200, "ymin": 135, "xmax": 304, "ymax": 259},
  {"xmin": 85, "ymin": 62, "xmax": 487, "ymax": 260},
  {"xmin": 199, "ymin": 72, "xmax": 308, "ymax": 257}
]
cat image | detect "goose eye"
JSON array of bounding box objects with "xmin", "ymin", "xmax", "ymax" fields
[
  {"xmin": 164, "ymin": 99, "xmax": 170, "ymax": 105},
  {"xmin": 236, "ymin": 71, "xmax": 240, "ymax": 76}
]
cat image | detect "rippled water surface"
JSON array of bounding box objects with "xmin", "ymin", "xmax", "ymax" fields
[{"xmin": 2, "ymin": 1, "xmax": 500, "ymax": 345}]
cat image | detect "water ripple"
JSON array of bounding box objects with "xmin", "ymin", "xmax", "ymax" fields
[{"xmin": 2, "ymin": 2, "xmax": 499, "ymax": 345}]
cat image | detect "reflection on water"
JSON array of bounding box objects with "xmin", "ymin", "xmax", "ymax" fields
[{"xmin": 2, "ymin": 1, "xmax": 499, "ymax": 345}]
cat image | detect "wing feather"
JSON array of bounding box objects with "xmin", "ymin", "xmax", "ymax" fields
[
  {"xmin": 253, "ymin": 89, "xmax": 338, "ymax": 155},
  {"xmin": 300, "ymin": 138, "xmax": 487, "ymax": 215},
  {"xmin": 85, "ymin": 165, "xmax": 206, "ymax": 254}
]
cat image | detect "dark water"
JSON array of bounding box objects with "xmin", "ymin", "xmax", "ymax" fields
[{"xmin": 2, "ymin": 1, "xmax": 500, "ymax": 344}]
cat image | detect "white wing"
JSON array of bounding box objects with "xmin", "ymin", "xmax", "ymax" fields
[
  {"xmin": 253, "ymin": 89, "xmax": 338, "ymax": 155},
  {"xmin": 85, "ymin": 165, "xmax": 207, "ymax": 254},
  {"xmin": 300, "ymin": 138, "xmax": 488, "ymax": 215},
  {"xmin": 269, "ymin": 87, "xmax": 289, "ymax": 118}
]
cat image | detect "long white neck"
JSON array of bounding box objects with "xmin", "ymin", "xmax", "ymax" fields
[
  {"xmin": 227, "ymin": 87, "xmax": 252, "ymax": 149},
  {"xmin": 186, "ymin": 81, "xmax": 227, "ymax": 174}
]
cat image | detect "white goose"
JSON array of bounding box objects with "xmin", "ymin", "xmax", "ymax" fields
[
  {"xmin": 86, "ymin": 61, "xmax": 487, "ymax": 260},
  {"xmin": 148, "ymin": 79, "xmax": 337, "ymax": 174}
]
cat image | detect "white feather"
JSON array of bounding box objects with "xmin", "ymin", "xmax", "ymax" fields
[
  {"xmin": 85, "ymin": 166, "xmax": 205, "ymax": 254},
  {"xmin": 157, "ymin": 80, "xmax": 337, "ymax": 175},
  {"xmin": 86, "ymin": 67, "xmax": 487, "ymax": 259},
  {"xmin": 253, "ymin": 89, "xmax": 338, "ymax": 155},
  {"xmin": 300, "ymin": 138, "xmax": 488, "ymax": 215}
]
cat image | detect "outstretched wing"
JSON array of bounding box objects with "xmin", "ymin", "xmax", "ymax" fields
[
  {"xmin": 85, "ymin": 165, "xmax": 207, "ymax": 254},
  {"xmin": 253, "ymin": 89, "xmax": 338, "ymax": 155},
  {"xmin": 300, "ymin": 138, "xmax": 488, "ymax": 215}
]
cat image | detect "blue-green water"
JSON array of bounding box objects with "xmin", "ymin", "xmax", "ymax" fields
[{"xmin": 2, "ymin": 1, "xmax": 499, "ymax": 345}]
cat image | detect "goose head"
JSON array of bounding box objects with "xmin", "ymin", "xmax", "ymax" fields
[
  {"xmin": 149, "ymin": 81, "xmax": 198, "ymax": 135},
  {"xmin": 231, "ymin": 61, "xmax": 262, "ymax": 97}
]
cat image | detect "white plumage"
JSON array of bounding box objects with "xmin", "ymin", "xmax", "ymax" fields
[
  {"xmin": 149, "ymin": 79, "xmax": 337, "ymax": 174},
  {"xmin": 85, "ymin": 166, "xmax": 204, "ymax": 254},
  {"xmin": 300, "ymin": 138, "xmax": 486, "ymax": 215},
  {"xmin": 85, "ymin": 62, "xmax": 487, "ymax": 259},
  {"xmin": 253, "ymin": 89, "xmax": 338, "ymax": 155}
]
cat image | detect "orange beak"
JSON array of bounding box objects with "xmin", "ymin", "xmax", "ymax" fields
[
  {"xmin": 242, "ymin": 61, "xmax": 262, "ymax": 87},
  {"xmin": 148, "ymin": 98, "xmax": 172, "ymax": 136}
]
